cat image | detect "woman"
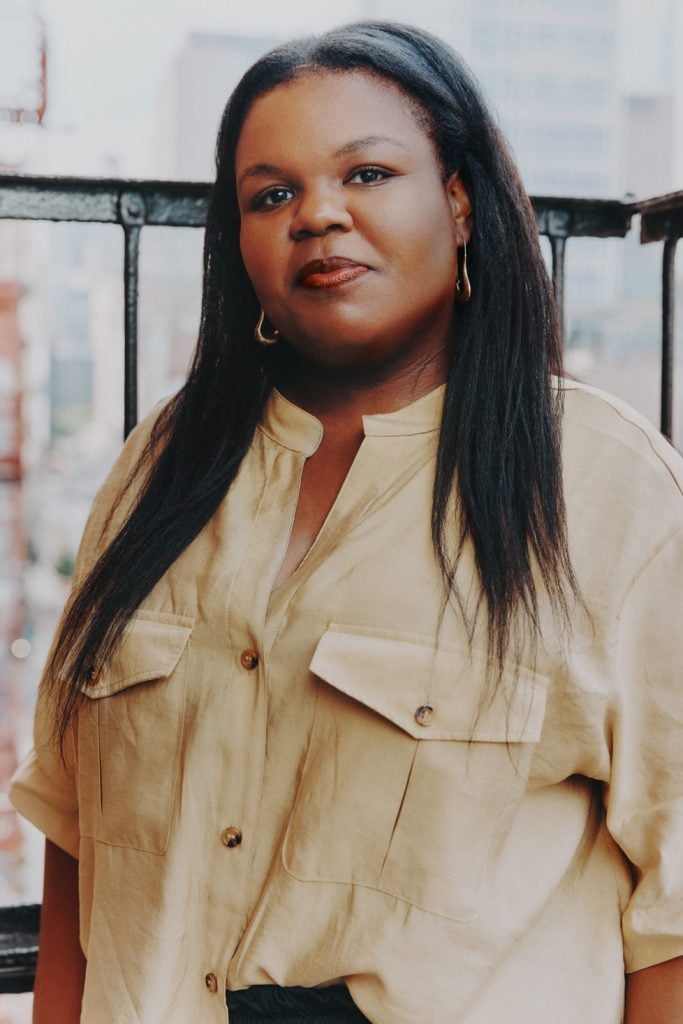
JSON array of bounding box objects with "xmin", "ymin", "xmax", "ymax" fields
[{"xmin": 10, "ymin": 20, "xmax": 683, "ymax": 1024}]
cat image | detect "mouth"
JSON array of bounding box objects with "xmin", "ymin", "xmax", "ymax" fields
[{"xmin": 296, "ymin": 256, "xmax": 370, "ymax": 289}]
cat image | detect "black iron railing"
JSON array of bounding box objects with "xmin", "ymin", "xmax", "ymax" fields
[
  {"xmin": 0, "ymin": 175, "xmax": 681, "ymax": 993},
  {"xmin": 0, "ymin": 174, "xmax": 208, "ymax": 437},
  {"xmin": 0, "ymin": 904, "xmax": 40, "ymax": 995},
  {"xmin": 0, "ymin": 175, "xmax": 680, "ymax": 438}
]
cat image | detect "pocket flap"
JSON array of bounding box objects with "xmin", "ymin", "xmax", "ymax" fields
[
  {"xmin": 309, "ymin": 625, "xmax": 547, "ymax": 742},
  {"xmin": 82, "ymin": 611, "xmax": 194, "ymax": 699}
]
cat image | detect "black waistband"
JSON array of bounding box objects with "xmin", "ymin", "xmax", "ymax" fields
[{"xmin": 226, "ymin": 985, "xmax": 372, "ymax": 1023}]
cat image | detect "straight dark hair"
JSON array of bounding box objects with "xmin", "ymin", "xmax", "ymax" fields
[{"xmin": 46, "ymin": 20, "xmax": 576, "ymax": 743}]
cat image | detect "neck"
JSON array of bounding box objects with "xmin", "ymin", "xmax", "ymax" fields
[{"xmin": 278, "ymin": 345, "xmax": 447, "ymax": 428}]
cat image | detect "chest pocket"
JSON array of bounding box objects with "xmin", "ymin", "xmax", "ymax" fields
[
  {"xmin": 77, "ymin": 611, "xmax": 194, "ymax": 854},
  {"xmin": 282, "ymin": 625, "xmax": 547, "ymax": 922}
]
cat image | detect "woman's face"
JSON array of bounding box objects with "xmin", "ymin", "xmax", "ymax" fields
[{"xmin": 235, "ymin": 70, "xmax": 471, "ymax": 375}]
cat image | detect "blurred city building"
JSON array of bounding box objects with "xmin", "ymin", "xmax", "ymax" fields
[
  {"xmin": 0, "ymin": 0, "xmax": 47, "ymax": 928},
  {"xmin": 156, "ymin": 32, "xmax": 278, "ymax": 181},
  {"xmin": 0, "ymin": 0, "xmax": 46, "ymax": 128}
]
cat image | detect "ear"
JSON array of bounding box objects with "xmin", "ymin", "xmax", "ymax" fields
[{"xmin": 445, "ymin": 171, "xmax": 472, "ymax": 245}]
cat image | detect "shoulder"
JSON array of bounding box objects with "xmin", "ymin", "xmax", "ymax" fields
[
  {"xmin": 74, "ymin": 397, "xmax": 174, "ymax": 582},
  {"xmin": 108, "ymin": 397, "xmax": 174, "ymax": 485},
  {"xmin": 559, "ymin": 378, "xmax": 681, "ymax": 509},
  {"xmin": 557, "ymin": 378, "xmax": 682, "ymax": 586}
]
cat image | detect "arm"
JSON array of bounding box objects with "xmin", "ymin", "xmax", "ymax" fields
[
  {"xmin": 33, "ymin": 839, "xmax": 86, "ymax": 1024},
  {"xmin": 18, "ymin": 413, "xmax": 167, "ymax": 1021},
  {"xmin": 605, "ymin": 529, "xmax": 683, "ymax": 1013},
  {"xmin": 625, "ymin": 956, "xmax": 683, "ymax": 1023}
]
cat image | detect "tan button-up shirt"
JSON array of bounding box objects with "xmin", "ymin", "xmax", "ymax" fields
[{"xmin": 10, "ymin": 380, "xmax": 683, "ymax": 1024}]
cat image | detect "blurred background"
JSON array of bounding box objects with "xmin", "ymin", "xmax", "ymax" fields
[{"xmin": 0, "ymin": 0, "xmax": 682, "ymax": 1017}]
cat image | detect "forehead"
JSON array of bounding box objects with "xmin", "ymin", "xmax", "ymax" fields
[{"xmin": 235, "ymin": 70, "xmax": 434, "ymax": 167}]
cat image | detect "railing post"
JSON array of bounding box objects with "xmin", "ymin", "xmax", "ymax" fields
[
  {"xmin": 546, "ymin": 209, "xmax": 571, "ymax": 343},
  {"xmin": 639, "ymin": 196, "xmax": 683, "ymax": 443},
  {"xmin": 119, "ymin": 190, "xmax": 146, "ymax": 439},
  {"xmin": 661, "ymin": 236, "xmax": 677, "ymax": 441}
]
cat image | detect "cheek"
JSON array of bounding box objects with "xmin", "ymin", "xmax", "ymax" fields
[
  {"xmin": 378, "ymin": 184, "xmax": 456, "ymax": 263},
  {"xmin": 239, "ymin": 226, "xmax": 261, "ymax": 288},
  {"xmin": 239, "ymin": 222, "xmax": 283, "ymax": 301},
  {"xmin": 390, "ymin": 208, "xmax": 458, "ymax": 299}
]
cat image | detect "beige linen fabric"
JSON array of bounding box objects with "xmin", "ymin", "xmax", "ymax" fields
[{"xmin": 10, "ymin": 379, "xmax": 683, "ymax": 1024}]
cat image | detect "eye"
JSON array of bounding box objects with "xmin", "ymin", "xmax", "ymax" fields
[
  {"xmin": 347, "ymin": 166, "xmax": 393, "ymax": 185},
  {"xmin": 251, "ymin": 185, "xmax": 294, "ymax": 210}
]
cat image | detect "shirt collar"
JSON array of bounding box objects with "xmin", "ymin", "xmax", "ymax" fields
[
  {"xmin": 362, "ymin": 384, "xmax": 445, "ymax": 438},
  {"xmin": 259, "ymin": 384, "xmax": 445, "ymax": 456}
]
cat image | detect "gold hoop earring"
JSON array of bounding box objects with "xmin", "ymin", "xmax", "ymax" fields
[
  {"xmin": 254, "ymin": 308, "xmax": 280, "ymax": 346},
  {"xmin": 455, "ymin": 242, "xmax": 471, "ymax": 303}
]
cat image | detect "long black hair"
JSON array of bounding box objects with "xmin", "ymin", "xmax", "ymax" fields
[{"xmin": 47, "ymin": 21, "xmax": 576, "ymax": 742}]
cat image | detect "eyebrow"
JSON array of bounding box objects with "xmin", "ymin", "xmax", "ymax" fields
[
  {"xmin": 237, "ymin": 135, "xmax": 406, "ymax": 187},
  {"xmin": 332, "ymin": 134, "xmax": 406, "ymax": 158},
  {"xmin": 238, "ymin": 162, "xmax": 283, "ymax": 187}
]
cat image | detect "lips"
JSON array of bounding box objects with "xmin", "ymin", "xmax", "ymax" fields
[{"xmin": 296, "ymin": 256, "xmax": 369, "ymax": 289}]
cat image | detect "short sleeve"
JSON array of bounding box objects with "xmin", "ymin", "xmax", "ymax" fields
[
  {"xmin": 605, "ymin": 527, "xmax": 683, "ymax": 972},
  {"xmin": 8, "ymin": 400, "xmax": 169, "ymax": 859},
  {"xmin": 9, "ymin": 702, "xmax": 81, "ymax": 858},
  {"xmin": 8, "ymin": 485, "xmax": 111, "ymax": 859}
]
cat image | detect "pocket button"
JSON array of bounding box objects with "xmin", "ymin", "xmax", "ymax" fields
[{"xmin": 415, "ymin": 704, "xmax": 434, "ymax": 726}]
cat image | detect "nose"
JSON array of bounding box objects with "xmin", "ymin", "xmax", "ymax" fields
[{"xmin": 289, "ymin": 182, "xmax": 353, "ymax": 240}]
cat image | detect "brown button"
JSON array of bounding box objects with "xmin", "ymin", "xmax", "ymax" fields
[
  {"xmin": 240, "ymin": 649, "xmax": 259, "ymax": 670},
  {"xmin": 85, "ymin": 665, "xmax": 99, "ymax": 683},
  {"xmin": 204, "ymin": 973, "xmax": 218, "ymax": 993},
  {"xmin": 221, "ymin": 826, "xmax": 242, "ymax": 848},
  {"xmin": 415, "ymin": 705, "xmax": 434, "ymax": 726}
]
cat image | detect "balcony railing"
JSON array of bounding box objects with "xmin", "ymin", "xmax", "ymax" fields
[{"xmin": 0, "ymin": 174, "xmax": 681, "ymax": 993}]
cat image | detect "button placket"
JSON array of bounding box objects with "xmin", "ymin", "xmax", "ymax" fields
[
  {"xmin": 240, "ymin": 649, "xmax": 259, "ymax": 670},
  {"xmin": 203, "ymin": 447, "xmax": 297, "ymax": 981},
  {"xmin": 220, "ymin": 826, "xmax": 243, "ymax": 848}
]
